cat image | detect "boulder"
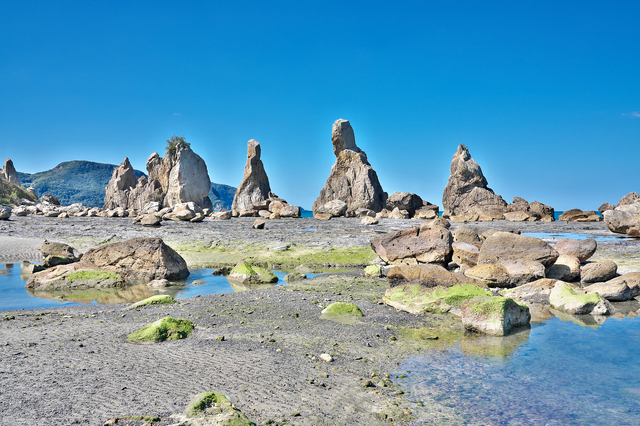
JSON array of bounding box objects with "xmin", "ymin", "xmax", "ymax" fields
[
  {"xmin": 12, "ymin": 206, "xmax": 29, "ymax": 216},
  {"xmin": 546, "ymin": 254, "xmax": 580, "ymax": 282},
  {"xmin": 361, "ymin": 216, "xmax": 378, "ymax": 225},
  {"xmin": 312, "ymin": 119, "xmax": 387, "ymax": 215},
  {"xmin": 279, "ymin": 204, "xmax": 301, "ymax": 218},
  {"xmin": 464, "ymin": 264, "xmax": 511, "ymax": 288},
  {"xmin": 478, "ymin": 232, "xmax": 559, "ymax": 270},
  {"xmin": 452, "ymin": 242, "xmax": 480, "ymax": 267},
  {"xmin": 508, "ymin": 197, "xmax": 530, "ymax": 213},
  {"xmin": 226, "ymin": 261, "xmax": 278, "ymax": 284},
  {"xmin": 315, "ymin": 199, "xmax": 348, "ymax": 218},
  {"xmin": 283, "ymin": 272, "xmax": 307, "ymax": 283},
  {"xmin": 461, "ymin": 296, "xmax": 530, "ymax": 336},
  {"xmin": 500, "ymin": 260, "xmax": 546, "ymax": 286},
  {"xmin": 40, "ymin": 241, "xmax": 83, "ymax": 268},
  {"xmin": 212, "ymin": 210, "xmax": 232, "ymax": 220},
  {"xmin": 598, "ymin": 202, "xmax": 615, "ymax": 214},
  {"xmin": 231, "ymin": 140, "xmax": 272, "ymax": 216},
  {"xmin": 40, "ymin": 194, "xmax": 60, "ymax": 205},
  {"xmin": 370, "ymin": 224, "xmax": 453, "ymax": 265},
  {"xmin": 584, "ymin": 279, "xmax": 635, "ymax": 302},
  {"xmin": 452, "ymin": 226, "xmax": 480, "ymax": 245},
  {"xmin": 424, "ymin": 216, "xmax": 451, "ymax": 229},
  {"xmin": 388, "ymin": 207, "xmax": 410, "ymax": 219},
  {"xmin": 0, "ymin": 206, "xmax": 11, "ymax": 220},
  {"xmin": 135, "ymin": 214, "xmax": 162, "ymax": 227},
  {"xmin": 503, "ymin": 211, "xmax": 530, "ymax": 222},
  {"xmin": 554, "ymin": 238, "xmax": 597, "ymax": 263},
  {"xmin": 375, "ymin": 209, "xmax": 390, "ymax": 219},
  {"xmin": 500, "ymin": 278, "xmax": 559, "ymax": 304},
  {"xmin": 442, "ymin": 144, "xmax": 507, "ymax": 218},
  {"xmin": 384, "ymin": 264, "xmax": 490, "ymax": 314},
  {"xmin": 529, "ymin": 201, "xmax": 555, "ymax": 222},
  {"xmin": 252, "ymin": 219, "xmax": 266, "ymax": 229},
  {"xmin": 603, "ymin": 201, "xmax": 640, "ymax": 237},
  {"xmin": 385, "ymin": 192, "xmax": 423, "ymax": 216},
  {"xmin": 2, "ymin": 158, "xmax": 20, "ymax": 184},
  {"xmin": 558, "ymin": 209, "xmax": 602, "ymax": 222},
  {"xmin": 355, "ymin": 207, "xmax": 376, "ymax": 218},
  {"xmin": 581, "ymin": 260, "xmax": 617, "ymax": 284},
  {"xmin": 616, "ymin": 192, "xmax": 640, "ymax": 207},
  {"xmin": 413, "ymin": 207, "xmax": 438, "ymax": 220},
  {"xmin": 549, "ymin": 282, "xmax": 611, "ymax": 315}
]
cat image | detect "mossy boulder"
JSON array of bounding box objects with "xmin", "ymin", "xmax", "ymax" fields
[
  {"xmin": 26, "ymin": 266, "xmax": 125, "ymax": 291},
  {"xmin": 126, "ymin": 295, "xmax": 176, "ymax": 310},
  {"xmin": 283, "ymin": 271, "xmax": 307, "ymax": 283},
  {"xmin": 184, "ymin": 391, "xmax": 255, "ymax": 425},
  {"xmin": 227, "ymin": 261, "xmax": 278, "ymax": 284},
  {"xmin": 364, "ymin": 265, "xmax": 382, "ymax": 277},
  {"xmin": 461, "ymin": 296, "xmax": 531, "ymax": 336},
  {"xmin": 127, "ymin": 316, "xmax": 195, "ymax": 343},
  {"xmin": 549, "ymin": 282, "xmax": 611, "ymax": 315},
  {"xmin": 321, "ymin": 301, "xmax": 364, "ymax": 325},
  {"xmin": 384, "ymin": 283, "xmax": 492, "ymax": 315}
]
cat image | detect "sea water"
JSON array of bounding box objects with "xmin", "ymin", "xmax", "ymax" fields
[
  {"xmin": 0, "ymin": 265, "xmax": 312, "ymax": 311},
  {"xmin": 396, "ymin": 316, "xmax": 640, "ymax": 425}
]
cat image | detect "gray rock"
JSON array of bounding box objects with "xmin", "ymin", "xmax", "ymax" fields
[
  {"xmin": 452, "ymin": 242, "xmax": 480, "ymax": 267},
  {"xmin": 554, "ymin": 238, "xmax": 597, "ymax": 263},
  {"xmin": 316, "ymin": 200, "xmax": 348, "ymax": 217},
  {"xmin": 388, "ymin": 207, "xmax": 410, "ymax": 219},
  {"xmin": 2, "ymin": 158, "xmax": 20, "ymax": 184},
  {"xmin": 616, "ymin": 192, "xmax": 640, "ymax": 207},
  {"xmin": 355, "ymin": 207, "xmax": 376, "ymax": 218},
  {"xmin": 361, "ymin": 216, "xmax": 378, "ymax": 225},
  {"xmin": 452, "ymin": 226, "xmax": 481, "ymax": 245},
  {"xmin": 212, "ymin": 210, "xmax": 232, "ymax": 220},
  {"xmin": 252, "ymin": 219, "xmax": 266, "ymax": 229},
  {"xmin": 370, "ymin": 224, "xmax": 453, "ymax": 265},
  {"xmin": 529, "ymin": 201, "xmax": 555, "ymax": 221},
  {"xmin": 40, "ymin": 194, "xmax": 60, "ymax": 205},
  {"xmin": 598, "ymin": 202, "xmax": 615, "ymax": 214},
  {"xmin": 385, "ymin": 192, "xmax": 423, "ymax": 216},
  {"xmin": 138, "ymin": 214, "xmax": 162, "ymax": 227},
  {"xmin": 442, "ymin": 144, "xmax": 507, "ymax": 218},
  {"xmin": 478, "ymin": 232, "xmax": 559, "ymax": 270},
  {"xmin": 231, "ymin": 140, "xmax": 272, "ymax": 216},
  {"xmin": 500, "ymin": 278, "xmax": 559, "ymax": 304},
  {"xmin": 549, "ymin": 282, "xmax": 610, "ymax": 315},
  {"xmin": 584, "ymin": 279, "xmax": 635, "ymax": 302},
  {"xmin": 461, "ymin": 296, "xmax": 530, "ymax": 336},
  {"xmin": 581, "ymin": 260, "xmax": 617, "ymax": 284},
  {"xmin": 148, "ymin": 279, "xmax": 171, "ymax": 287},
  {"xmin": 413, "ymin": 207, "xmax": 438, "ymax": 220},
  {"xmin": 546, "ymin": 254, "xmax": 580, "ymax": 282},
  {"xmin": 312, "ymin": 119, "xmax": 387, "ymax": 215},
  {"xmin": 603, "ymin": 203, "xmax": 640, "ymax": 237},
  {"xmin": 0, "ymin": 206, "xmax": 11, "ymax": 220},
  {"xmin": 500, "ymin": 260, "xmax": 546, "ymax": 286}
]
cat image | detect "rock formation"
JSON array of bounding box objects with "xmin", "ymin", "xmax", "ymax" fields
[
  {"xmin": 604, "ymin": 196, "xmax": 640, "ymax": 237},
  {"xmin": 231, "ymin": 140, "xmax": 272, "ymax": 216},
  {"xmin": 504, "ymin": 197, "xmax": 555, "ymax": 222},
  {"xmin": 442, "ymin": 144, "xmax": 507, "ymax": 219},
  {"xmin": 1, "ymin": 159, "xmax": 20, "ymax": 184},
  {"xmin": 103, "ymin": 139, "xmax": 212, "ymax": 211},
  {"xmin": 313, "ymin": 119, "xmax": 387, "ymax": 216}
]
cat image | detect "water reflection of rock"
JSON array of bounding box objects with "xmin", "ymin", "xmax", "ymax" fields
[
  {"xmin": 550, "ymin": 308, "xmax": 607, "ymax": 328},
  {"xmin": 226, "ymin": 278, "xmax": 277, "ymax": 292},
  {"xmin": 27, "ymin": 284, "xmax": 180, "ymax": 305},
  {"xmin": 460, "ymin": 327, "xmax": 531, "ymax": 360}
]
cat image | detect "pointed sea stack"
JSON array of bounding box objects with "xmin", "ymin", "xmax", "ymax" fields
[
  {"xmin": 2, "ymin": 158, "xmax": 20, "ymax": 185},
  {"xmin": 312, "ymin": 119, "xmax": 387, "ymax": 217},
  {"xmin": 442, "ymin": 144, "xmax": 507, "ymax": 220},
  {"xmin": 231, "ymin": 140, "xmax": 272, "ymax": 216}
]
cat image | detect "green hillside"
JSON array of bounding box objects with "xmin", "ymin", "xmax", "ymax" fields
[
  {"xmin": 18, "ymin": 161, "xmax": 146, "ymax": 207},
  {"xmin": 0, "ymin": 179, "xmax": 38, "ymax": 206},
  {"xmin": 209, "ymin": 183, "xmax": 236, "ymax": 210}
]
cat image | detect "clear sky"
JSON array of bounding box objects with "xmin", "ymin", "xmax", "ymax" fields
[{"xmin": 1, "ymin": 1, "xmax": 638, "ymax": 210}]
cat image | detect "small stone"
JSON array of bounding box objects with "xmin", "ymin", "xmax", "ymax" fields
[
  {"xmin": 320, "ymin": 353, "xmax": 333, "ymax": 362},
  {"xmin": 252, "ymin": 219, "xmax": 266, "ymax": 229}
]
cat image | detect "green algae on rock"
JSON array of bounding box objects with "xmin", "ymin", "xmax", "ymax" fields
[
  {"xmin": 126, "ymin": 294, "xmax": 176, "ymax": 310},
  {"xmin": 227, "ymin": 261, "xmax": 278, "ymax": 284},
  {"xmin": 283, "ymin": 271, "xmax": 307, "ymax": 283},
  {"xmin": 460, "ymin": 296, "xmax": 531, "ymax": 336},
  {"xmin": 127, "ymin": 316, "xmax": 194, "ymax": 343},
  {"xmin": 549, "ymin": 282, "xmax": 610, "ymax": 315},
  {"xmin": 183, "ymin": 391, "xmax": 255, "ymax": 425},
  {"xmin": 321, "ymin": 301, "xmax": 364, "ymax": 325},
  {"xmin": 364, "ymin": 265, "xmax": 382, "ymax": 277},
  {"xmin": 384, "ymin": 283, "xmax": 492, "ymax": 315}
]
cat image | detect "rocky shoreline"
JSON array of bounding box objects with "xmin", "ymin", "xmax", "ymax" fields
[{"xmin": 1, "ymin": 216, "xmax": 639, "ymax": 425}]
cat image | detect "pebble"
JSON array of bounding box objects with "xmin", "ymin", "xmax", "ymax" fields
[{"xmin": 320, "ymin": 353, "xmax": 333, "ymax": 362}]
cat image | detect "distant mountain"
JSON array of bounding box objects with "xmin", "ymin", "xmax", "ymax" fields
[
  {"xmin": 209, "ymin": 183, "xmax": 236, "ymax": 210},
  {"xmin": 18, "ymin": 160, "xmax": 237, "ymax": 209},
  {"xmin": 18, "ymin": 160, "xmax": 146, "ymax": 207}
]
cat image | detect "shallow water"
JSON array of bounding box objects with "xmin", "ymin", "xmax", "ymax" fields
[
  {"xmin": 521, "ymin": 231, "xmax": 628, "ymax": 242},
  {"xmin": 0, "ymin": 265, "xmax": 311, "ymax": 311},
  {"xmin": 396, "ymin": 316, "xmax": 640, "ymax": 425}
]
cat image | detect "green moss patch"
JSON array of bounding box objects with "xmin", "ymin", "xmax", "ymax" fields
[
  {"xmin": 321, "ymin": 302, "xmax": 364, "ymax": 325},
  {"xmin": 364, "ymin": 265, "xmax": 382, "ymax": 277},
  {"xmin": 127, "ymin": 316, "xmax": 194, "ymax": 343},
  {"xmin": 126, "ymin": 295, "xmax": 176, "ymax": 310},
  {"xmin": 66, "ymin": 270, "xmax": 122, "ymax": 281},
  {"xmin": 186, "ymin": 391, "xmax": 255, "ymax": 425},
  {"xmin": 228, "ymin": 261, "xmax": 278, "ymax": 284},
  {"xmin": 383, "ymin": 283, "xmax": 492, "ymax": 314}
]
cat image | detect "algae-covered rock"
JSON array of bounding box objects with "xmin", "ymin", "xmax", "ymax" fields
[
  {"xmin": 126, "ymin": 294, "xmax": 176, "ymax": 310},
  {"xmin": 321, "ymin": 302, "xmax": 363, "ymax": 325},
  {"xmin": 283, "ymin": 272, "xmax": 306, "ymax": 283},
  {"xmin": 384, "ymin": 283, "xmax": 492, "ymax": 315},
  {"xmin": 227, "ymin": 261, "xmax": 278, "ymax": 284},
  {"xmin": 178, "ymin": 391, "xmax": 255, "ymax": 425},
  {"xmin": 127, "ymin": 316, "xmax": 194, "ymax": 343},
  {"xmin": 26, "ymin": 267, "xmax": 125, "ymax": 291},
  {"xmin": 364, "ymin": 265, "xmax": 382, "ymax": 277},
  {"xmin": 461, "ymin": 296, "xmax": 530, "ymax": 336},
  {"xmin": 549, "ymin": 282, "xmax": 611, "ymax": 315}
]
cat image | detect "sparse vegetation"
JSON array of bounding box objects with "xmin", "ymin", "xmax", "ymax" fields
[{"xmin": 166, "ymin": 134, "xmax": 190, "ymax": 155}]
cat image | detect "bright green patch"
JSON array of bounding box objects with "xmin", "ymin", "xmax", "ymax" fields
[
  {"xmin": 187, "ymin": 392, "xmax": 230, "ymax": 417},
  {"xmin": 364, "ymin": 265, "xmax": 382, "ymax": 277},
  {"xmin": 384, "ymin": 283, "xmax": 492, "ymax": 314},
  {"xmin": 127, "ymin": 316, "xmax": 194, "ymax": 343},
  {"xmin": 185, "ymin": 391, "xmax": 255, "ymax": 425},
  {"xmin": 126, "ymin": 295, "xmax": 176, "ymax": 310},
  {"xmin": 556, "ymin": 284, "xmax": 603, "ymax": 305},
  {"xmin": 321, "ymin": 302, "xmax": 363, "ymax": 325},
  {"xmin": 228, "ymin": 261, "xmax": 278, "ymax": 284}
]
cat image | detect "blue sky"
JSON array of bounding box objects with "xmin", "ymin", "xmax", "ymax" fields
[{"xmin": 1, "ymin": 1, "xmax": 638, "ymax": 210}]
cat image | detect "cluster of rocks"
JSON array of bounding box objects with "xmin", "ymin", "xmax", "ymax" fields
[
  {"xmin": 557, "ymin": 209, "xmax": 602, "ymax": 222},
  {"xmin": 4, "ymin": 196, "xmax": 102, "ymax": 219},
  {"xmin": 442, "ymin": 145, "xmax": 554, "ymax": 222},
  {"xmin": 602, "ymin": 192, "xmax": 640, "ymax": 237},
  {"xmin": 230, "ymin": 139, "xmax": 301, "ymax": 219},
  {"xmin": 103, "ymin": 140, "xmax": 212, "ymax": 213},
  {"xmin": 374, "ymin": 221, "xmax": 639, "ymax": 335},
  {"xmin": 24, "ymin": 238, "xmax": 189, "ymax": 291}
]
